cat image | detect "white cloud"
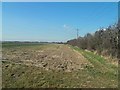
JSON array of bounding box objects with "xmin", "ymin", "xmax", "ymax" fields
[
  {"xmin": 63, "ymin": 24, "xmax": 75, "ymax": 32},
  {"xmin": 63, "ymin": 24, "xmax": 73, "ymax": 31},
  {"xmin": 63, "ymin": 24, "xmax": 69, "ymax": 29}
]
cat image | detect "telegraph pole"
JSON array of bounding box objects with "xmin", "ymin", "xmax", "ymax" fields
[
  {"xmin": 76, "ymin": 29, "xmax": 79, "ymax": 46},
  {"xmin": 76, "ymin": 29, "xmax": 79, "ymax": 39}
]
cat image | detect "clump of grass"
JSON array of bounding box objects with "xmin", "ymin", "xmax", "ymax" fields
[{"xmin": 69, "ymin": 45, "xmax": 118, "ymax": 83}]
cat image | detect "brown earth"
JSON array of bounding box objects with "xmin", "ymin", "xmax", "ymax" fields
[
  {"xmin": 2, "ymin": 44, "xmax": 93, "ymax": 72},
  {"xmin": 2, "ymin": 44, "xmax": 118, "ymax": 88}
]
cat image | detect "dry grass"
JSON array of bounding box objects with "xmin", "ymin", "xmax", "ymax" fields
[{"xmin": 2, "ymin": 43, "xmax": 118, "ymax": 88}]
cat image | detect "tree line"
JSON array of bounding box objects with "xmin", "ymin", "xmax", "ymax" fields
[{"xmin": 67, "ymin": 22, "xmax": 120, "ymax": 59}]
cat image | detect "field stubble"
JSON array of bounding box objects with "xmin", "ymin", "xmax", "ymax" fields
[{"xmin": 2, "ymin": 43, "xmax": 118, "ymax": 88}]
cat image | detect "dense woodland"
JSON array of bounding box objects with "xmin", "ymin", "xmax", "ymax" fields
[{"xmin": 67, "ymin": 22, "xmax": 120, "ymax": 59}]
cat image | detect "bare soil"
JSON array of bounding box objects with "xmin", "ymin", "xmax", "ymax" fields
[
  {"xmin": 2, "ymin": 44, "xmax": 118, "ymax": 88},
  {"xmin": 2, "ymin": 44, "xmax": 92, "ymax": 72}
]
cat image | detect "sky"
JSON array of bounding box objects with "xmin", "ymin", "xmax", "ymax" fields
[
  {"xmin": 2, "ymin": 0, "xmax": 120, "ymax": 2},
  {"xmin": 0, "ymin": 2, "xmax": 2, "ymax": 41},
  {"xmin": 2, "ymin": 2, "xmax": 118, "ymax": 42}
]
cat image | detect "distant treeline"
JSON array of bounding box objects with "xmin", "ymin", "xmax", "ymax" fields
[
  {"xmin": 67, "ymin": 23, "xmax": 120, "ymax": 59},
  {"xmin": 2, "ymin": 41, "xmax": 65, "ymax": 44}
]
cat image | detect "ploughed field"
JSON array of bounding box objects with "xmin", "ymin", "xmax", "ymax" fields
[{"xmin": 2, "ymin": 43, "xmax": 118, "ymax": 88}]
